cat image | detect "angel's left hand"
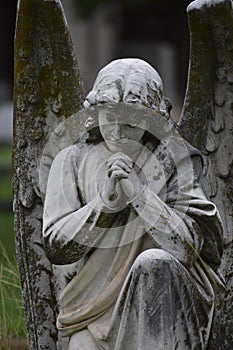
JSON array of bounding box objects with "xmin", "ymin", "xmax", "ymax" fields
[{"xmin": 107, "ymin": 152, "xmax": 143, "ymax": 201}]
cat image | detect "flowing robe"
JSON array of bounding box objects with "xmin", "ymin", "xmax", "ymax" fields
[{"xmin": 43, "ymin": 135, "xmax": 224, "ymax": 350}]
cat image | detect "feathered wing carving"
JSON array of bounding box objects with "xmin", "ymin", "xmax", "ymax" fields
[
  {"xmin": 179, "ymin": 0, "xmax": 233, "ymax": 347},
  {"xmin": 13, "ymin": 1, "xmax": 85, "ymax": 349}
]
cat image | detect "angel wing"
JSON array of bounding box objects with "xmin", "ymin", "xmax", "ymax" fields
[
  {"xmin": 13, "ymin": 1, "xmax": 85, "ymax": 349},
  {"xmin": 179, "ymin": 0, "xmax": 233, "ymax": 348}
]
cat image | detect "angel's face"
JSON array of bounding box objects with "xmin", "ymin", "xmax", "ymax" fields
[{"xmin": 98, "ymin": 108, "xmax": 147, "ymax": 153}]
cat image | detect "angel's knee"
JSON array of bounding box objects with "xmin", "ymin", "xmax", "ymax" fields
[{"xmin": 132, "ymin": 248, "xmax": 179, "ymax": 275}]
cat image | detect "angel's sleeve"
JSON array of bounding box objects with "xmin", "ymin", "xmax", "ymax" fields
[
  {"xmin": 129, "ymin": 153, "xmax": 223, "ymax": 269},
  {"xmin": 43, "ymin": 146, "xmax": 112, "ymax": 264}
]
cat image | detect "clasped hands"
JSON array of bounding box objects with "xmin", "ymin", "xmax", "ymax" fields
[{"xmin": 101, "ymin": 152, "xmax": 143, "ymax": 210}]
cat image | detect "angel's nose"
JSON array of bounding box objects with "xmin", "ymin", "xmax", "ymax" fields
[{"xmin": 111, "ymin": 124, "xmax": 126, "ymax": 140}]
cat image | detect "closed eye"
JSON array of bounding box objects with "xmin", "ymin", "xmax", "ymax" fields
[
  {"xmin": 106, "ymin": 116, "xmax": 116, "ymax": 122},
  {"xmin": 127, "ymin": 124, "xmax": 137, "ymax": 128}
]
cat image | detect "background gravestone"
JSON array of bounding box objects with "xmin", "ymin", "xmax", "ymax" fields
[{"xmin": 13, "ymin": 0, "xmax": 233, "ymax": 349}]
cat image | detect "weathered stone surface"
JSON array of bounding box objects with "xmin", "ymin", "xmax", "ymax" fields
[
  {"xmin": 43, "ymin": 58, "xmax": 223, "ymax": 349},
  {"xmin": 179, "ymin": 1, "xmax": 233, "ymax": 348},
  {"xmin": 13, "ymin": 0, "xmax": 233, "ymax": 348},
  {"xmin": 13, "ymin": 1, "xmax": 85, "ymax": 349}
]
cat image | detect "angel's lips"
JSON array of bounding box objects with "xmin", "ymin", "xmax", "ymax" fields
[{"xmin": 108, "ymin": 139, "xmax": 129, "ymax": 144}]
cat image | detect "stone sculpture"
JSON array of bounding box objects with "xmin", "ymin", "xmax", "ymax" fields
[
  {"xmin": 43, "ymin": 58, "xmax": 224, "ymax": 349},
  {"xmin": 13, "ymin": 0, "xmax": 233, "ymax": 349}
]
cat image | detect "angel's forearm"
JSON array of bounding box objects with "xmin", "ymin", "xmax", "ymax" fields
[{"xmin": 43, "ymin": 196, "xmax": 109, "ymax": 263}]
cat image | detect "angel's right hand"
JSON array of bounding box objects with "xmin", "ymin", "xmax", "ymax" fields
[
  {"xmin": 100, "ymin": 153, "xmax": 131, "ymax": 210},
  {"xmin": 107, "ymin": 152, "xmax": 132, "ymax": 180},
  {"xmin": 107, "ymin": 151, "xmax": 133, "ymax": 166}
]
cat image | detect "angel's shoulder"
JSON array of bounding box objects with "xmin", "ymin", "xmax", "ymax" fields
[{"xmin": 52, "ymin": 141, "xmax": 94, "ymax": 169}]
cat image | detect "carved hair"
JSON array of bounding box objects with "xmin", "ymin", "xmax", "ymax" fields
[{"xmin": 82, "ymin": 58, "xmax": 175, "ymax": 143}]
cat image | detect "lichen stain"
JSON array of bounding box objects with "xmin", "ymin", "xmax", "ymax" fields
[{"xmin": 13, "ymin": 1, "xmax": 85, "ymax": 347}]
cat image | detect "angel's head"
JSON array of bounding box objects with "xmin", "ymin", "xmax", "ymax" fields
[
  {"xmin": 83, "ymin": 58, "xmax": 173, "ymax": 145},
  {"xmin": 84, "ymin": 58, "xmax": 168, "ymax": 112}
]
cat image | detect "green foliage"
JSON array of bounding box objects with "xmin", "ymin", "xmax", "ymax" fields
[
  {"xmin": 0, "ymin": 146, "xmax": 11, "ymax": 167},
  {"xmin": 0, "ymin": 241, "xmax": 28, "ymax": 349},
  {"xmin": 0, "ymin": 213, "xmax": 15, "ymax": 263},
  {"xmin": 0, "ymin": 145, "xmax": 27, "ymax": 348},
  {"xmin": 0, "ymin": 145, "xmax": 12, "ymax": 201},
  {"xmin": 0, "ymin": 175, "xmax": 12, "ymax": 202},
  {"xmin": 0, "ymin": 143, "xmax": 13, "ymax": 262}
]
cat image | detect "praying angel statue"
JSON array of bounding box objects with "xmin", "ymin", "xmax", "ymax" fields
[
  {"xmin": 43, "ymin": 58, "xmax": 223, "ymax": 350},
  {"xmin": 13, "ymin": 1, "xmax": 233, "ymax": 349}
]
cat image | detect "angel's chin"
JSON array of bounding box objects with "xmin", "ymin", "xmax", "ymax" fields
[{"xmin": 105, "ymin": 140, "xmax": 129, "ymax": 152}]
